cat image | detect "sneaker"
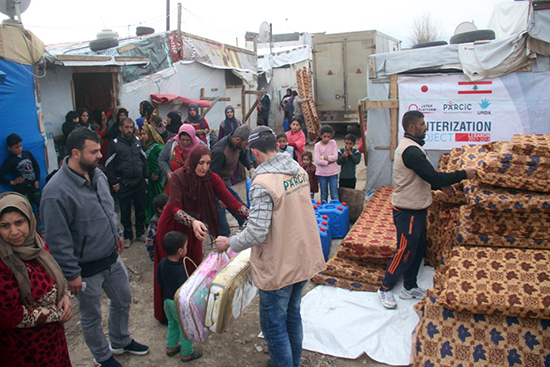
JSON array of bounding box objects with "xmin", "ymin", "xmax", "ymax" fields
[
  {"xmin": 110, "ymin": 339, "xmax": 150, "ymax": 356},
  {"xmin": 134, "ymin": 234, "xmax": 145, "ymax": 243},
  {"xmin": 399, "ymin": 286, "xmax": 427, "ymax": 300},
  {"xmin": 94, "ymin": 356, "xmax": 122, "ymax": 367},
  {"xmin": 377, "ymin": 288, "xmax": 397, "ymax": 309},
  {"xmin": 123, "ymin": 239, "xmax": 132, "ymax": 248}
]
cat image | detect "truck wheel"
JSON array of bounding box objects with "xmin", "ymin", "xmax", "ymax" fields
[
  {"xmin": 412, "ymin": 41, "xmax": 448, "ymax": 49},
  {"xmin": 89, "ymin": 38, "xmax": 119, "ymax": 52},
  {"xmin": 450, "ymin": 30, "xmax": 495, "ymax": 44}
]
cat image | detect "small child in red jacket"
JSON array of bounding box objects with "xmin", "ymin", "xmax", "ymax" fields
[{"xmin": 301, "ymin": 151, "xmax": 318, "ymax": 199}]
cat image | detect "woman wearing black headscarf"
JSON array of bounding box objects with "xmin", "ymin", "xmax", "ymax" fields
[
  {"xmin": 218, "ymin": 105, "xmax": 241, "ymax": 141},
  {"xmin": 165, "ymin": 111, "xmax": 183, "ymax": 135},
  {"xmin": 183, "ymin": 103, "xmax": 210, "ymax": 144}
]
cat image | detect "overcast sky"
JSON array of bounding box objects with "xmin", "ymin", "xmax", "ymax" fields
[{"xmin": 2, "ymin": 0, "xmax": 508, "ymax": 48}]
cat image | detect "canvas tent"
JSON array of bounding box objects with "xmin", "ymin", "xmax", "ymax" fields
[
  {"xmin": 364, "ymin": 0, "xmax": 550, "ymax": 191},
  {"xmin": 257, "ymin": 44, "xmax": 313, "ymax": 131},
  {"xmin": 0, "ymin": 24, "xmax": 47, "ymax": 193},
  {"xmin": 39, "ymin": 31, "xmax": 259, "ymax": 169}
]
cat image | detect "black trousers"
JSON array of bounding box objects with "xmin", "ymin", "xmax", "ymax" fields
[
  {"xmin": 381, "ymin": 208, "xmax": 427, "ymax": 291},
  {"xmin": 118, "ymin": 179, "xmax": 147, "ymax": 240},
  {"xmin": 339, "ymin": 178, "xmax": 356, "ymax": 189}
]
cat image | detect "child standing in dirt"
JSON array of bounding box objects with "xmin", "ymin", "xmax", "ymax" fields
[
  {"xmin": 314, "ymin": 125, "xmax": 339, "ymax": 202},
  {"xmin": 301, "ymin": 151, "xmax": 318, "ymax": 199},
  {"xmin": 145, "ymin": 194, "xmax": 168, "ymax": 261},
  {"xmin": 337, "ymin": 133, "xmax": 362, "ymax": 189},
  {"xmin": 277, "ymin": 133, "xmax": 295, "ymax": 159},
  {"xmin": 156, "ymin": 231, "xmax": 203, "ymax": 362}
]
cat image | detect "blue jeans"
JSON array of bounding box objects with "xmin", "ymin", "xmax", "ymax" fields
[
  {"xmin": 259, "ymin": 281, "xmax": 307, "ymax": 367},
  {"xmin": 318, "ymin": 174, "xmax": 339, "ymax": 202},
  {"xmin": 77, "ymin": 256, "xmax": 132, "ymax": 362},
  {"xmin": 217, "ymin": 184, "xmax": 245, "ymax": 237}
]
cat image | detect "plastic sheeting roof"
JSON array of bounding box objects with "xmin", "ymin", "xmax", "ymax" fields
[
  {"xmin": 258, "ymin": 45, "xmax": 312, "ymax": 82},
  {"xmin": 45, "ymin": 31, "xmax": 258, "ymax": 77},
  {"xmin": 369, "ymin": 1, "xmax": 550, "ymax": 81}
]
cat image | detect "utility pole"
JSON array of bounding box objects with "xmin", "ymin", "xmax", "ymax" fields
[
  {"xmin": 177, "ymin": 3, "xmax": 182, "ymax": 57},
  {"xmin": 166, "ymin": 0, "xmax": 170, "ymax": 31}
]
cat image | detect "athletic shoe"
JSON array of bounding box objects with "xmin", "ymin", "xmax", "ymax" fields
[
  {"xmin": 94, "ymin": 356, "xmax": 122, "ymax": 367},
  {"xmin": 110, "ymin": 339, "xmax": 150, "ymax": 356},
  {"xmin": 123, "ymin": 239, "xmax": 132, "ymax": 248},
  {"xmin": 399, "ymin": 286, "xmax": 427, "ymax": 300},
  {"xmin": 134, "ymin": 234, "xmax": 145, "ymax": 243},
  {"xmin": 377, "ymin": 288, "xmax": 397, "ymax": 309}
]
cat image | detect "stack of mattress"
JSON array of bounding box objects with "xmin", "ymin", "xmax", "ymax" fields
[
  {"xmin": 413, "ymin": 134, "xmax": 550, "ymax": 367},
  {"xmin": 312, "ymin": 186, "xmax": 395, "ymax": 292}
]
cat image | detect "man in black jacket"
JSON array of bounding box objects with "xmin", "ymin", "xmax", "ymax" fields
[
  {"xmin": 105, "ymin": 118, "xmax": 148, "ymax": 248},
  {"xmin": 211, "ymin": 125, "xmax": 254, "ymax": 236},
  {"xmin": 377, "ymin": 110, "xmax": 476, "ymax": 309}
]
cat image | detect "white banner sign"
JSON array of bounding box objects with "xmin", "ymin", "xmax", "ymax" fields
[{"xmin": 398, "ymin": 74, "xmax": 525, "ymax": 150}]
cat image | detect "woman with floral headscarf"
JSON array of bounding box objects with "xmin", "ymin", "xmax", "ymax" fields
[
  {"xmin": 153, "ymin": 145, "xmax": 248, "ymax": 322},
  {"xmin": 183, "ymin": 103, "xmax": 210, "ymax": 144},
  {"xmin": 158, "ymin": 124, "xmax": 202, "ymax": 194},
  {"xmin": 0, "ymin": 192, "xmax": 73, "ymax": 366},
  {"xmin": 140, "ymin": 124, "xmax": 165, "ymax": 223}
]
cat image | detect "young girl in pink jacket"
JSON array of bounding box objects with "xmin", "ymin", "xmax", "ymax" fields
[{"xmin": 314, "ymin": 125, "xmax": 339, "ymax": 202}]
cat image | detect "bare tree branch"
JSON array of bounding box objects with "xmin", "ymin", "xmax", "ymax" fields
[{"xmin": 409, "ymin": 13, "xmax": 442, "ymax": 46}]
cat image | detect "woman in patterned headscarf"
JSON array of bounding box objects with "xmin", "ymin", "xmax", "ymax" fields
[
  {"xmin": 140, "ymin": 124, "xmax": 165, "ymax": 223},
  {"xmin": 183, "ymin": 103, "xmax": 210, "ymax": 144},
  {"xmin": 0, "ymin": 192, "xmax": 72, "ymax": 366}
]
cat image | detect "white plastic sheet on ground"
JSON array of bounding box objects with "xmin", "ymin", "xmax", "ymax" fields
[{"xmin": 301, "ymin": 264, "xmax": 435, "ymax": 366}]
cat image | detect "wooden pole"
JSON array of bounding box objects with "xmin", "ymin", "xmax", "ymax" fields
[
  {"xmin": 358, "ymin": 104, "xmax": 368, "ymax": 166},
  {"xmin": 177, "ymin": 3, "xmax": 182, "ymax": 50},
  {"xmin": 241, "ymin": 85, "xmax": 246, "ymax": 124},
  {"xmin": 200, "ymin": 88, "xmax": 205, "ymax": 116},
  {"xmin": 389, "ymin": 74, "xmax": 399, "ymax": 160}
]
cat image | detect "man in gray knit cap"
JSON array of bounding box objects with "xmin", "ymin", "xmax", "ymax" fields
[
  {"xmin": 211, "ymin": 124, "xmax": 255, "ymax": 236},
  {"xmin": 216, "ymin": 126, "xmax": 325, "ymax": 367}
]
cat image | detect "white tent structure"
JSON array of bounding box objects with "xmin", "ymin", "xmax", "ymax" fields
[{"xmin": 364, "ymin": 0, "xmax": 550, "ymax": 191}]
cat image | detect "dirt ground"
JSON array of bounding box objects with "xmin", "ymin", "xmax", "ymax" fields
[{"xmin": 65, "ymin": 135, "xmax": 399, "ymax": 367}]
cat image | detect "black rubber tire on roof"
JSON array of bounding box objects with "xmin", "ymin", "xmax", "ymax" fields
[
  {"xmin": 412, "ymin": 41, "xmax": 448, "ymax": 49},
  {"xmin": 89, "ymin": 38, "xmax": 119, "ymax": 52},
  {"xmin": 450, "ymin": 29, "xmax": 496, "ymax": 45},
  {"xmin": 136, "ymin": 26, "xmax": 155, "ymax": 36}
]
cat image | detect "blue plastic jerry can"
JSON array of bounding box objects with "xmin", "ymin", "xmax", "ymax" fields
[
  {"xmin": 318, "ymin": 225, "xmax": 331, "ymax": 261},
  {"xmin": 246, "ymin": 177, "xmax": 251, "ymax": 207},
  {"xmin": 318, "ymin": 201, "xmax": 350, "ymax": 239}
]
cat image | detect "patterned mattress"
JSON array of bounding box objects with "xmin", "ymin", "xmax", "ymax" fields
[
  {"xmin": 410, "ymin": 296, "xmax": 550, "ymax": 367},
  {"xmin": 339, "ymin": 186, "xmax": 396, "ymax": 261},
  {"xmin": 455, "ymin": 206, "xmax": 550, "ymax": 250},
  {"xmin": 437, "ymin": 246, "xmax": 550, "ymax": 320},
  {"xmin": 463, "ymin": 180, "xmax": 550, "ymax": 213},
  {"xmin": 511, "ymin": 134, "xmax": 550, "ymax": 158},
  {"xmin": 311, "ymin": 272, "xmax": 380, "ymax": 292}
]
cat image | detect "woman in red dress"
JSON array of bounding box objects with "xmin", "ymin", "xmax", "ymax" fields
[
  {"xmin": 153, "ymin": 145, "xmax": 248, "ymax": 322},
  {"xmin": 183, "ymin": 103, "xmax": 210, "ymax": 144},
  {"xmin": 0, "ymin": 193, "xmax": 73, "ymax": 366}
]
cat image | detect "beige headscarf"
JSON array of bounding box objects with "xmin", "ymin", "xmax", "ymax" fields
[
  {"xmin": 0, "ymin": 192, "xmax": 67, "ymax": 306},
  {"xmin": 141, "ymin": 123, "xmax": 164, "ymax": 149}
]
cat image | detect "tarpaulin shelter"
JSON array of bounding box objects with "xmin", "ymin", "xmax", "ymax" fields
[
  {"xmin": 363, "ymin": 0, "xmax": 550, "ymax": 191},
  {"xmin": 0, "ymin": 24, "xmax": 47, "ymax": 193},
  {"xmin": 39, "ymin": 30, "xmax": 259, "ymax": 169}
]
